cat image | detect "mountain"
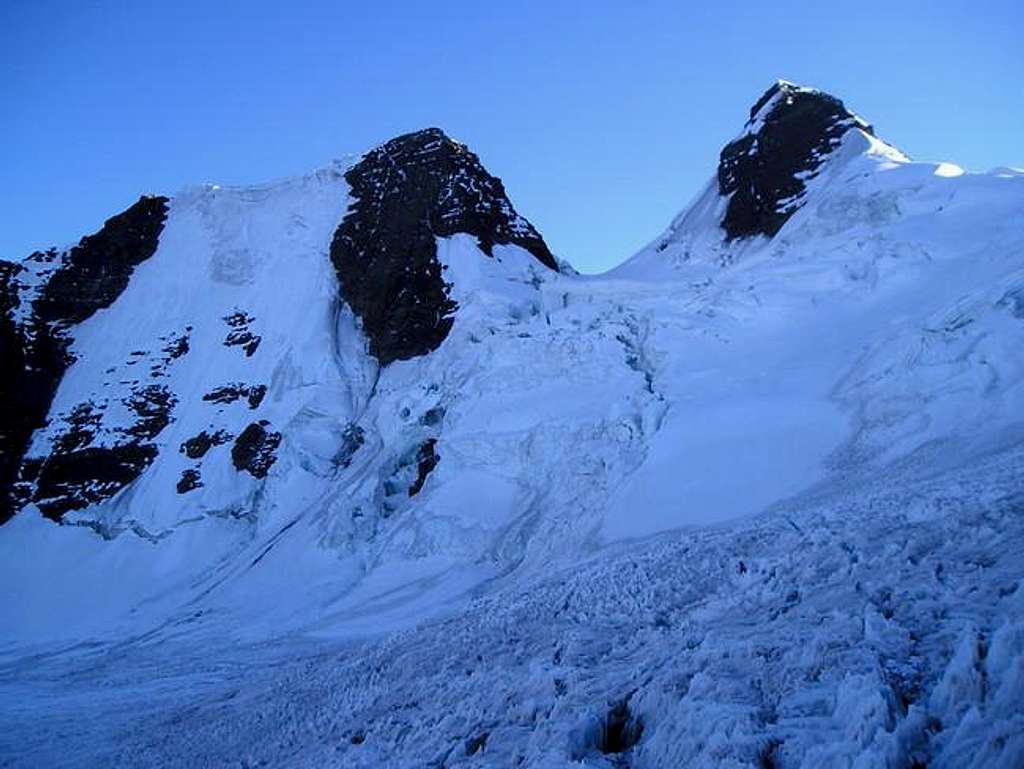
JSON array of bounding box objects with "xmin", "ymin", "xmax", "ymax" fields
[
  {"xmin": 0, "ymin": 128, "xmax": 559, "ymax": 529},
  {"xmin": 2, "ymin": 83, "xmax": 1023, "ymax": 769}
]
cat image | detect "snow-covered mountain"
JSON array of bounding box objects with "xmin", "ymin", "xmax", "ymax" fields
[{"xmin": 2, "ymin": 82, "xmax": 1023, "ymax": 768}]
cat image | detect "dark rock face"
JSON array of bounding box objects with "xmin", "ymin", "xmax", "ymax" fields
[
  {"xmin": 160, "ymin": 332, "xmax": 190, "ymax": 364},
  {"xmin": 222, "ymin": 310, "xmax": 260, "ymax": 357},
  {"xmin": 335, "ymin": 424, "xmax": 365, "ymax": 469},
  {"xmin": 330, "ymin": 128, "xmax": 557, "ymax": 365},
  {"xmin": 0, "ymin": 195, "xmax": 169, "ymax": 524},
  {"xmin": 231, "ymin": 421, "xmax": 281, "ymax": 479},
  {"xmin": 408, "ymin": 439, "xmax": 439, "ymax": 497},
  {"xmin": 718, "ymin": 82, "xmax": 873, "ymax": 240},
  {"xmin": 180, "ymin": 430, "xmax": 232, "ymax": 460},
  {"xmin": 122, "ymin": 385, "xmax": 176, "ymax": 440},
  {"xmin": 52, "ymin": 403, "xmax": 103, "ymax": 454},
  {"xmin": 176, "ymin": 468, "xmax": 202, "ymax": 495},
  {"xmin": 1, "ymin": 255, "xmax": 34, "ymax": 516},
  {"xmin": 30, "ymin": 444, "xmax": 159, "ymax": 520},
  {"xmin": 419, "ymin": 406, "xmax": 445, "ymax": 427},
  {"xmin": 202, "ymin": 383, "xmax": 267, "ymax": 409},
  {"xmin": 32, "ymin": 196, "xmax": 170, "ymax": 326},
  {"xmin": 14, "ymin": 387, "xmax": 176, "ymax": 520}
]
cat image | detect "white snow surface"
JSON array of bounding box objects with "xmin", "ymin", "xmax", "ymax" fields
[{"xmin": 2, "ymin": 137, "xmax": 1024, "ymax": 768}]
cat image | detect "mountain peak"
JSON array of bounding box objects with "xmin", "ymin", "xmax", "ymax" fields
[
  {"xmin": 719, "ymin": 81, "xmax": 877, "ymax": 240},
  {"xmin": 745, "ymin": 80, "xmax": 867, "ymax": 126},
  {"xmin": 377, "ymin": 127, "xmax": 464, "ymax": 157},
  {"xmin": 330, "ymin": 127, "xmax": 557, "ymax": 365},
  {"xmin": 746, "ymin": 79, "xmax": 799, "ymax": 120}
]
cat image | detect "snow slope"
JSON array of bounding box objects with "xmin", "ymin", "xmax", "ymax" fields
[{"xmin": 1, "ymin": 84, "xmax": 1023, "ymax": 767}]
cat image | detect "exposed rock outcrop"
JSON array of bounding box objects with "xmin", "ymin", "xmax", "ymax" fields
[
  {"xmin": 180, "ymin": 430, "xmax": 233, "ymax": 460},
  {"xmin": 176, "ymin": 468, "xmax": 202, "ymax": 495},
  {"xmin": 408, "ymin": 439, "xmax": 439, "ymax": 497},
  {"xmin": 202, "ymin": 383, "xmax": 267, "ymax": 409},
  {"xmin": 718, "ymin": 81, "xmax": 874, "ymax": 240},
  {"xmin": 0, "ymin": 195, "xmax": 169, "ymax": 523},
  {"xmin": 330, "ymin": 128, "xmax": 557, "ymax": 365},
  {"xmin": 231, "ymin": 421, "xmax": 281, "ymax": 479}
]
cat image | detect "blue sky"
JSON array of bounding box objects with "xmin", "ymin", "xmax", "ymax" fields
[{"xmin": 2, "ymin": 1, "xmax": 1021, "ymax": 273}]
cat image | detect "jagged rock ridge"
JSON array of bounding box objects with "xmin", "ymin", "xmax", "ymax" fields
[
  {"xmin": 330, "ymin": 127, "xmax": 558, "ymax": 365},
  {"xmin": 718, "ymin": 81, "xmax": 874, "ymax": 240},
  {"xmin": 0, "ymin": 195, "xmax": 169, "ymax": 523}
]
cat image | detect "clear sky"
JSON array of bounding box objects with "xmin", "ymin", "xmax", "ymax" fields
[{"xmin": 2, "ymin": 1, "xmax": 1021, "ymax": 273}]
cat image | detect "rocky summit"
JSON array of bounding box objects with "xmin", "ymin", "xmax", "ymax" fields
[
  {"xmin": 331, "ymin": 127, "xmax": 558, "ymax": 365},
  {"xmin": 718, "ymin": 80, "xmax": 876, "ymax": 240}
]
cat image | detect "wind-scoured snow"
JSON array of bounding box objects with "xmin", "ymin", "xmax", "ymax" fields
[{"xmin": 1, "ymin": 121, "xmax": 1023, "ymax": 768}]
